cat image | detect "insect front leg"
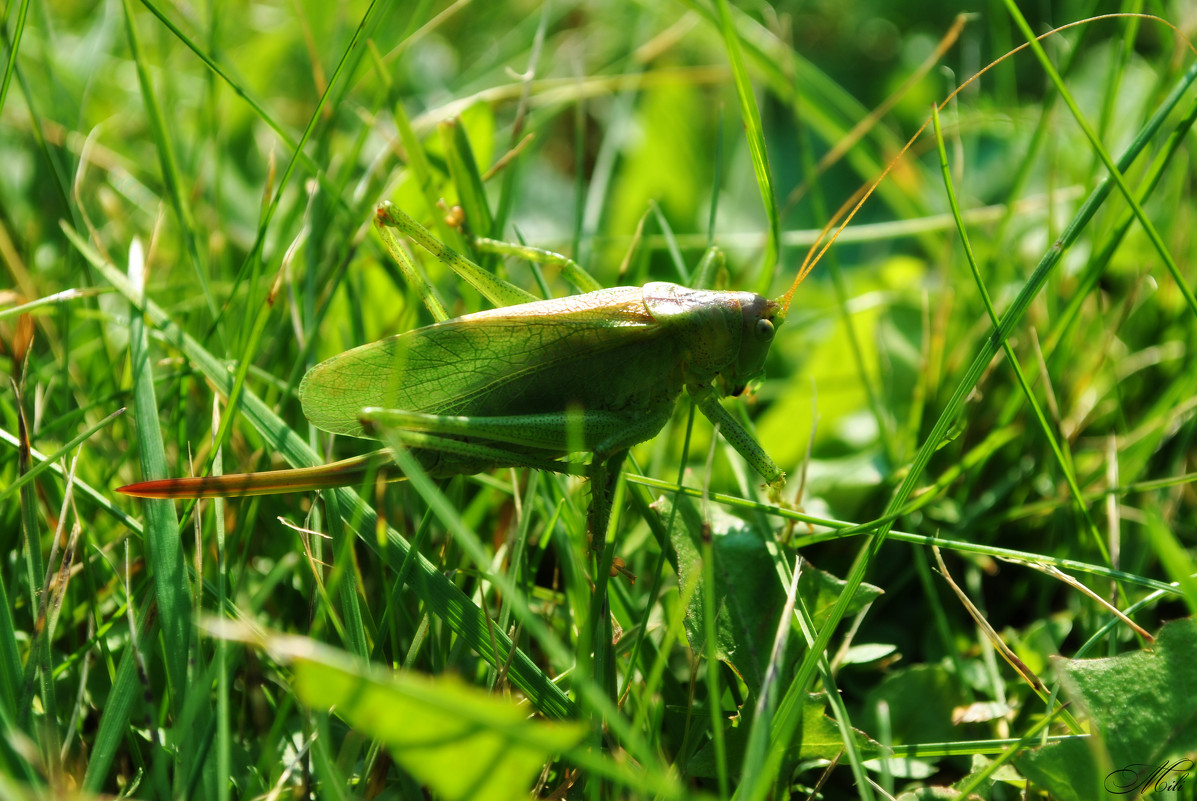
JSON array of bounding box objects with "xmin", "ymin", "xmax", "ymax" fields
[{"xmin": 688, "ymin": 384, "xmax": 786, "ymax": 490}]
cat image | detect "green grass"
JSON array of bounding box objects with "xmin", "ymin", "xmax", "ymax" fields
[{"xmin": 3, "ymin": 2, "xmax": 1197, "ymax": 799}]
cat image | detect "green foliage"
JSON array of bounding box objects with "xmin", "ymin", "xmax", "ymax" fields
[
  {"xmin": 661, "ymin": 493, "xmax": 882, "ymax": 696},
  {"xmin": 1016, "ymin": 618, "xmax": 1197, "ymax": 799},
  {"xmin": 2, "ymin": 2, "xmax": 1197, "ymax": 800},
  {"xmin": 284, "ymin": 636, "xmax": 589, "ymax": 801}
]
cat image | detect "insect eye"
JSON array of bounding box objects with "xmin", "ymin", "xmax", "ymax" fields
[{"xmin": 755, "ymin": 318, "xmax": 775, "ymax": 341}]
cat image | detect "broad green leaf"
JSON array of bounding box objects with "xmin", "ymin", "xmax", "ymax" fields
[
  {"xmin": 688, "ymin": 694, "xmax": 878, "ymax": 777},
  {"xmin": 1014, "ymin": 737, "xmax": 1100, "ymax": 801},
  {"xmin": 659, "ymin": 494, "xmax": 881, "ymax": 696},
  {"xmin": 860, "ymin": 664, "xmax": 964, "ymax": 747},
  {"xmin": 284, "ymin": 638, "xmax": 587, "ymax": 801},
  {"xmin": 1059, "ymin": 618, "xmax": 1197, "ymax": 765},
  {"xmin": 1015, "ymin": 618, "xmax": 1197, "ymax": 799}
]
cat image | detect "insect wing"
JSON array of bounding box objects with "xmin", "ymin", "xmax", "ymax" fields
[{"xmin": 298, "ymin": 286, "xmax": 668, "ymax": 438}]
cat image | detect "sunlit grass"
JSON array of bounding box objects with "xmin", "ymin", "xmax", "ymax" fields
[{"xmin": 2, "ymin": 3, "xmax": 1196, "ymax": 799}]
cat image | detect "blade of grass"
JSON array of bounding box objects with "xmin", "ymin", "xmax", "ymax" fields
[
  {"xmin": 713, "ymin": 0, "xmax": 779, "ymax": 296},
  {"xmin": 0, "ymin": 427, "xmax": 143, "ymax": 536},
  {"xmin": 0, "ymin": 408, "xmax": 125, "ymax": 505},
  {"xmin": 441, "ymin": 118, "xmax": 495, "ymax": 245},
  {"xmin": 680, "ymin": 0, "xmax": 925, "ymax": 243},
  {"xmin": 75, "ymin": 224, "xmax": 578, "ymax": 720},
  {"xmin": 1043, "ymin": 93, "xmax": 1197, "ymax": 364},
  {"xmin": 1143, "ymin": 509, "xmax": 1197, "ymax": 617},
  {"xmin": 81, "ymin": 618, "xmax": 159, "ymax": 792},
  {"xmin": 204, "ymin": 2, "xmax": 386, "ymax": 493},
  {"xmin": 931, "ymin": 105, "xmax": 1114, "ymax": 571},
  {"xmin": 700, "ymin": 509, "xmax": 729, "ymax": 799},
  {"xmin": 737, "ymin": 559, "xmax": 801, "ymax": 799},
  {"xmin": 0, "ymin": 552, "xmax": 20, "ymax": 725},
  {"xmin": 211, "ymin": 401, "xmax": 231, "ymax": 801},
  {"xmin": 121, "ymin": 0, "xmax": 221, "ymax": 342},
  {"xmin": 135, "ymin": 0, "xmax": 348, "ymax": 193},
  {"xmin": 124, "ymin": 240, "xmax": 193, "ymax": 715},
  {"xmin": 0, "ymin": 0, "xmax": 31, "ymax": 118},
  {"xmin": 390, "ymin": 94, "xmax": 471, "ymax": 252},
  {"xmin": 1004, "ymin": 1, "xmax": 1197, "ymax": 322},
  {"xmin": 624, "ymin": 472, "xmax": 1189, "ymax": 596},
  {"xmin": 372, "ymin": 433, "xmax": 660, "ymax": 772},
  {"xmin": 324, "ymin": 491, "xmax": 372, "ymax": 659},
  {"xmin": 742, "ymin": 58, "xmax": 1197, "ymax": 798}
]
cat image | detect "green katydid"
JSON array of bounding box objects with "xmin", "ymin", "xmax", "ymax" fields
[{"xmin": 118, "ymin": 204, "xmax": 812, "ymax": 549}]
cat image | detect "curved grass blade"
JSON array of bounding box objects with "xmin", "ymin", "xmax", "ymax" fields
[
  {"xmin": 713, "ymin": 0, "xmax": 780, "ymax": 297},
  {"xmin": 76, "ymin": 225, "xmax": 578, "ymax": 720}
]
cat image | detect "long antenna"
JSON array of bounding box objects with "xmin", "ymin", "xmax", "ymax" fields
[{"xmin": 779, "ymin": 13, "xmax": 1178, "ymax": 315}]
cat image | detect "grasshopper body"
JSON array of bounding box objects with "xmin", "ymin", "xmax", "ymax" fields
[
  {"xmin": 301, "ymin": 282, "xmax": 782, "ymax": 479},
  {"xmin": 119, "ymin": 280, "xmax": 786, "ymax": 500}
]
